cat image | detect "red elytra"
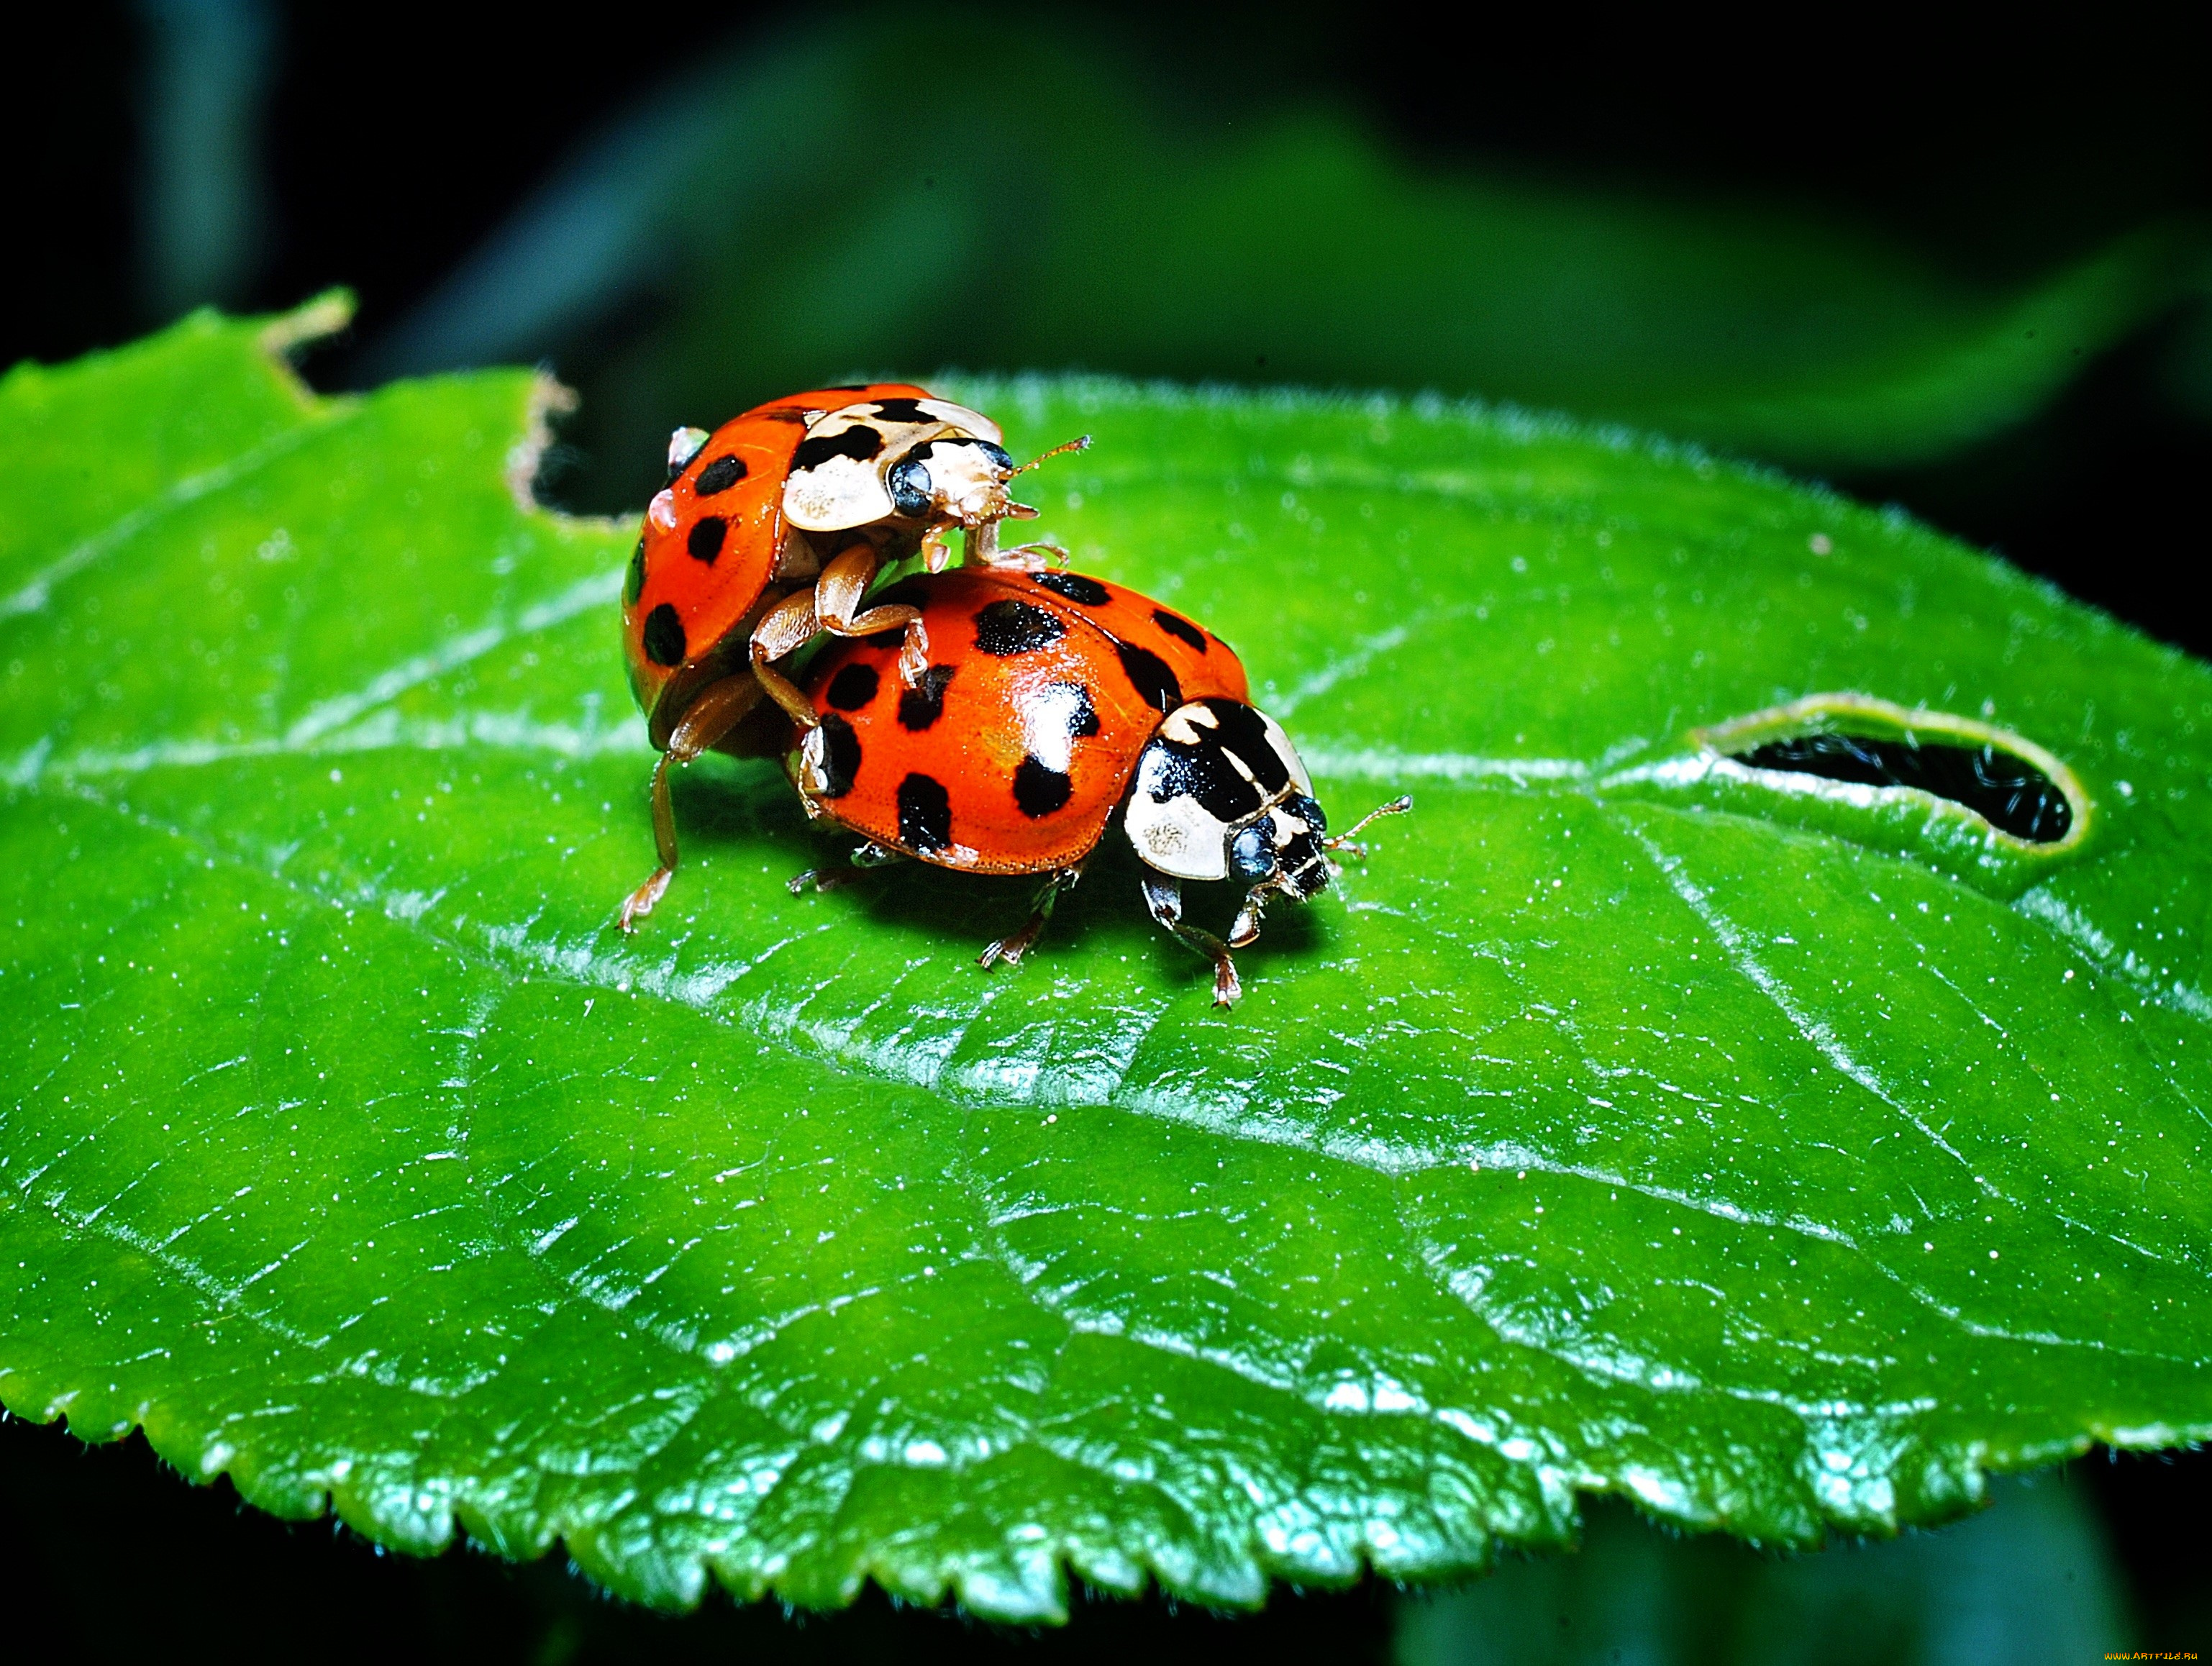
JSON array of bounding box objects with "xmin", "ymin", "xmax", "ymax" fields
[
  {"xmin": 783, "ymin": 568, "xmax": 1410, "ymax": 1003},
  {"xmin": 788, "ymin": 567, "xmax": 1247, "ymax": 873},
  {"xmin": 618, "ymin": 381, "xmax": 926, "ymax": 750}
]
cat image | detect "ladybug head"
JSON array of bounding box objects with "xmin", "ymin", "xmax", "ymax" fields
[
  {"xmin": 1229, "ymin": 794, "xmax": 1332, "ymax": 899},
  {"xmin": 784, "ymin": 396, "xmax": 1005, "ymax": 535},
  {"xmin": 886, "ymin": 436, "xmax": 1024, "ymax": 531},
  {"xmin": 1124, "ymin": 701, "xmax": 1334, "ymax": 906}
]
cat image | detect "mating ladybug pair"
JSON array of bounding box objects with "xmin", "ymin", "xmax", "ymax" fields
[{"xmin": 616, "ymin": 383, "xmax": 1406, "ymax": 1004}]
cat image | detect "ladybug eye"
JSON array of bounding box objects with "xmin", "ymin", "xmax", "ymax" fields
[
  {"xmin": 1287, "ymin": 793, "xmax": 1326, "ymax": 834},
  {"xmin": 887, "ymin": 455, "xmax": 933, "ymax": 518},
  {"xmin": 1230, "ymin": 824, "xmax": 1275, "ymax": 882}
]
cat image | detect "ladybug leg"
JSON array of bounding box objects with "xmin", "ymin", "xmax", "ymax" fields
[
  {"xmin": 978, "ymin": 860, "xmax": 1086, "ymax": 971},
  {"xmin": 786, "ymin": 842, "xmax": 902, "ymax": 896},
  {"xmin": 1139, "ymin": 873, "xmax": 1242, "ymax": 1007},
  {"xmin": 960, "ymin": 516, "xmax": 1064, "ymax": 572},
  {"xmin": 917, "ymin": 526, "xmax": 957, "ymax": 574},
  {"xmin": 749, "ymin": 588, "xmax": 822, "ymax": 729},
  {"xmin": 978, "ymin": 538, "xmax": 1070, "ymax": 573},
  {"xmin": 812, "ymin": 545, "xmax": 931, "ymax": 688},
  {"xmin": 961, "ymin": 433, "xmax": 1088, "ymax": 569},
  {"xmin": 1228, "ymin": 880, "xmax": 1288, "ymax": 950},
  {"xmin": 617, "ymin": 675, "xmax": 765, "ymax": 932}
]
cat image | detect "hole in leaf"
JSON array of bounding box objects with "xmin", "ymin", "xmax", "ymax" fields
[
  {"xmin": 1621, "ymin": 692, "xmax": 2103, "ymax": 896},
  {"xmin": 1729, "ymin": 732, "xmax": 2072, "ymax": 843}
]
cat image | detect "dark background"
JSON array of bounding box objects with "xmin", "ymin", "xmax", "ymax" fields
[
  {"xmin": 12, "ymin": 3, "xmax": 2212, "ymax": 652},
  {"xmin": 3, "ymin": 2, "xmax": 2208, "ymax": 1658}
]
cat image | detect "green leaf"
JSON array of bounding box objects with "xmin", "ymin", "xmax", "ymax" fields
[
  {"xmin": 4, "ymin": 305, "xmax": 2209, "ymax": 1623},
  {"xmin": 384, "ymin": 17, "xmax": 2211, "ymax": 478}
]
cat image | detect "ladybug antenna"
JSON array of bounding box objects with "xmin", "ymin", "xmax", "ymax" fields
[
  {"xmin": 1011, "ymin": 434, "xmax": 1091, "ymax": 476},
  {"xmin": 1323, "ymin": 793, "xmax": 1413, "ymax": 853}
]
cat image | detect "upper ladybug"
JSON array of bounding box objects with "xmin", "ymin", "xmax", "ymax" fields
[
  {"xmin": 616, "ymin": 383, "xmax": 1084, "ymax": 930},
  {"xmin": 781, "ymin": 395, "xmax": 1076, "ymax": 574},
  {"xmin": 783, "ymin": 568, "xmax": 1409, "ymax": 1004}
]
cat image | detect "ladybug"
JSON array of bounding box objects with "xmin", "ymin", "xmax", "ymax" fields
[
  {"xmin": 618, "ymin": 383, "xmax": 1083, "ymax": 929},
  {"xmin": 783, "ymin": 568, "xmax": 1411, "ymax": 1004},
  {"xmin": 780, "ymin": 395, "xmax": 1089, "ymax": 583}
]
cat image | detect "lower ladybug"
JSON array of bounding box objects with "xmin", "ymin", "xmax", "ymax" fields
[{"xmin": 784, "ymin": 568, "xmax": 1410, "ymax": 1004}]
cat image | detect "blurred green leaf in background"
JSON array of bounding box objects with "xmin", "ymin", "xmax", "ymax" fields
[
  {"xmin": 1399, "ymin": 1474, "xmax": 2131, "ymax": 1666},
  {"xmin": 360, "ymin": 12, "xmax": 2211, "ymax": 512}
]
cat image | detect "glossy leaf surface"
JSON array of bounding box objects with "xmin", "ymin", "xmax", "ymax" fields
[{"xmin": 3, "ymin": 308, "xmax": 2209, "ymax": 1621}]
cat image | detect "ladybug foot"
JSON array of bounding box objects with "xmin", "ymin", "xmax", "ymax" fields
[
  {"xmin": 977, "ymin": 540, "xmax": 1068, "ymax": 573},
  {"xmin": 979, "ymin": 865, "xmax": 1083, "ymax": 970},
  {"xmin": 618, "ymin": 868, "xmax": 672, "ymax": 932},
  {"xmin": 1141, "ymin": 873, "xmax": 1243, "ymax": 1007},
  {"xmin": 978, "ymin": 909, "xmax": 1052, "ymax": 969},
  {"xmin": 896, "ymin": 628, "xmax": 931, "ymax": 690},
  {"xmin": 1211, "ymin": 954, "xmax": 1243, "ymax": 1009},
  {"xmin": 787, "ymin": 867, "xmax": 856, "ymax": 896},
  {"xmin": 977, "ymin": 931, "xmax": 1032, "ymax": 970}
]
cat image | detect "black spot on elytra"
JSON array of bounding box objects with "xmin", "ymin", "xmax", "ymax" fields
[
  {"xmin": 898, "ymin": 665, "xmax": 957, "ymax": 730},
  {"xmin": 1014, "ymin": 757, "xmax": 1074, "ymax": 817},
  {"xmin": 792, "ymin": 424, "xmax": 884, "ymax": 471},
  {"xmin": 974, "ymin": 600, "xmax": 1066, "ymax": 656},
  {"xmin": 624, "ymin": 537, "xmax": 645, "ymax": 606},
  {"xmin": 1032, "ymin": 571, "xmax": 1110, "ymax": 606},
  {"xmin": 826, "ymin": 663, "xmax": 880, "ymax": 711},
  {"xmin": 1152, "ymin": 607, "xmax": 1207, "ymax": 652},
  {"xmin": 694, "ymin": 454, "xmax": 747, "ymax": 495},
  {"xmin": 642, "ymin": 604, "xmax": 686, "ymax": 668},
  {"xmin": 898, "ymin": 773, "xmax": 953, "ymax": 852},
  {"xmin": 887, "ymin": 455, "xmax": 932, "ymax": 517},
  {"xmin": 815, "ymin": 713, "xmax": 861, "ymax": 798},
  {"xmin": 868, "ymin": 397, "xmax": 937, "ymax": 425},
  {"xmin": 1045, "ymin": 681, "xmax": 1099, "ymax": 739},
  {"xmin": 686, "ymin": 516, "xmax": 727, "ymax": 563},
  {"xmin": 1115, "ymin": 642, "xmax": 1183, "ymax": 712}
]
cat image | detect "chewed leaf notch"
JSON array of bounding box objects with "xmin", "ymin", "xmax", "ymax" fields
[
  {"xmin": 1729, "ymin": 732, "xmax": 2072, "ymax": 844},
  {"xmin": 1608, "ymin": 693, "xmax": 2092, "ymax": 896}
]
